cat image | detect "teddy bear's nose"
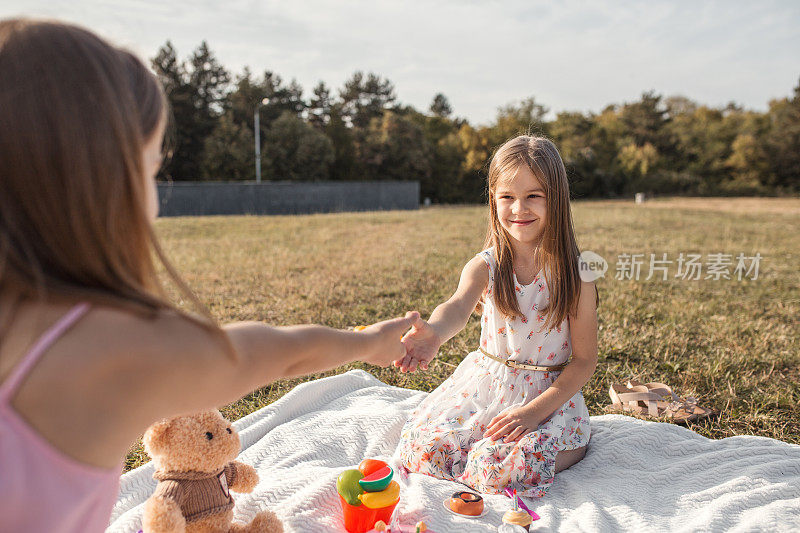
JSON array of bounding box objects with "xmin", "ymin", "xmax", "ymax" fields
[
  {"xmin": 205, "ymin": 432, "xmax": 213, "ymax": 440},
  {"xmin": 226, "ymin": 428, "xmax": 232, "ymax": 434}
]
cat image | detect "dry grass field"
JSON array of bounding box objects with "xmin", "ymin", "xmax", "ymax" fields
[{"xmin": 125, "ymin": 197, "xmax": 799, "ymax": 471}]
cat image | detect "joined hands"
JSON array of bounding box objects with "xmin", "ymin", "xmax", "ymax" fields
[
  {"xmin": 389, "ymin": 316, "xmax": 552, "ymax": 443},
  {"xmin": 393, "ymin": 315, "xmax": 441, "ymax": 373}
]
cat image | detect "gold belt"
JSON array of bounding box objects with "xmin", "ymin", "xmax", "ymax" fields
[{"xmin": 478, "ymin": 346, "xmax": 567, "ymax": 372}]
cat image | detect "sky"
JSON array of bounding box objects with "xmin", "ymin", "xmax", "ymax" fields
[{"xmin": 2, "ymin": 1, "xmax": 799, "ymax": 125}]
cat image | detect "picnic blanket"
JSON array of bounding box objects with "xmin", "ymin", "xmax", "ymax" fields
[{"xmin": 108, "ymin": 369, "xmax": 800, "ymax": 532}]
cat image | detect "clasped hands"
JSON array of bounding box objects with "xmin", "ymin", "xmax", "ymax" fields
[
  {"xmin": 392, "ymin": 314, "xmax": 440, "ymax": 374},
  {"xmin": 391, "ymin": 315, "xmax": 549, "ymax": 443}
]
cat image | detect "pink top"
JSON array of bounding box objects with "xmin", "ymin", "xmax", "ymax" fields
[{"xmin": 0, "ymin": 302, "xmax": 122, "ymax": 532}]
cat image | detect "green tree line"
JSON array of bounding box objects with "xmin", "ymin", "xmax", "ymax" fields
[{"xmin": 152, "ymin": 41, "xmax": 800, "ymax": 202}]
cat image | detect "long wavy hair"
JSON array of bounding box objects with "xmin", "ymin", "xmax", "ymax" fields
[
  {"xmin": 482, "ymin": 135, "xmax": 583, "ymax": 330},
  {"xmin": 0, "ymin": 19, "xmax": 234, "ymax": 356}
]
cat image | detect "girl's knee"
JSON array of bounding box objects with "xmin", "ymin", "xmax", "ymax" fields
[{"xmin": 554, "ymin": 445, "xmax": 586, "ymax": 473}]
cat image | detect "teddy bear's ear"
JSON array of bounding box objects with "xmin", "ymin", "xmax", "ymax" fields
[{"xmin": 143, "ymin": 418, "xmax": 173, "ymax": 456}]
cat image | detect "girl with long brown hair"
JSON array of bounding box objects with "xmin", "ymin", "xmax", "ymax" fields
[
  {"xmin": 0, "ymin": 19, "xmax": 417, "ymax": 532},
  {"xmin": 394, "ymin": 135, "xmax": 598, "ymax": 499}
]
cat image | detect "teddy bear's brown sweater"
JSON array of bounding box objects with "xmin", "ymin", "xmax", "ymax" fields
[{"xmin": 151, "ymin": 464, "xmax": 238, "ymax": 522}]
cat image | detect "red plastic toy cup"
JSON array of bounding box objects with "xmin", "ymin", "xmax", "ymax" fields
[{"xmin": 339, "ymin": 494, "xmax": 400, "ymax": 533}]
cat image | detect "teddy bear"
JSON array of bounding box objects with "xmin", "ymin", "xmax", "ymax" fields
[{"xmin": 142, "ymin": 410, "xmax": 283, "ymax": 533}]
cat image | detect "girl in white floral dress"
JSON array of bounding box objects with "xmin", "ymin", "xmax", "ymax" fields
[{"xmin": 394, "ymin": 136, "xmax": 598, "ymax": 499}]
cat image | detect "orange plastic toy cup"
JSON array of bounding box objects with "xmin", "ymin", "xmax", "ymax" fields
[{"xmin": 339, "ymin": 494, "xmax": 400, "ymax": 533}]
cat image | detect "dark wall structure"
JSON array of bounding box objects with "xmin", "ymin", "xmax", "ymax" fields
[{"xmin": 156, "ymin": 181, "xmax": 419, "ymax": 216}]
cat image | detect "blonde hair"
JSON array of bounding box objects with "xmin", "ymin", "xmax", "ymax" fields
[
  {"xmin": 0, "ymin": 19, "xmax": 234, "ymax": 356},
  {"xmin": 482, "ymin": 135, "xmax": 586, "ymax": 330}
]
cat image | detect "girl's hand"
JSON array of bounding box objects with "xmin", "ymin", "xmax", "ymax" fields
[
  {"xmin": 359, "ymin": 311, "xmax": 420, "ymax": 367},
  {"xmin": 483, "ymin": 405, "xmax": 549, "ymax": 443},
  {"xmin": 394, "ymin": 316, "xmax": 441, "ymax": 373}
]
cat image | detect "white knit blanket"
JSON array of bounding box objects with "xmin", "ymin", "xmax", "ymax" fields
[{"xmin": 108, "ymin": 370, "xmax": 800, "ymax": 533}]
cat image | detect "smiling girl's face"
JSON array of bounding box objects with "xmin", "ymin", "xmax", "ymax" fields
[{"xmin": 494, "ymin": 164, "xmax": 547, "ymax": 248}]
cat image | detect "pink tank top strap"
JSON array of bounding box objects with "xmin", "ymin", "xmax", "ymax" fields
[{"xmin": 0, "ymin": 302, "xmax": 91, "ymax": 403}]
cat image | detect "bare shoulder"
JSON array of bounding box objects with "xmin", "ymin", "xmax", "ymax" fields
[
  {"xmin": 5, "ymin": 302, "xmax": 232, "ymax": 466},
  {"xmin": 581, "ymin": 280, "xmax": 598, "ymax": 305},
  {"xmin": 568, "ymin": 280, "xmax": 598, "ymax": 364},
  {"xmin": 469, "ymin": 252, "xmax": 491, "ymax": 271},
  {"xmin": 78, "ymin": 305, "xmax": 225, "ymax": 371},
  {"xmin": 69, "ymin": 306, "xmax": 231, "ymax": 417},
  {"xmin": 448, "ymin": 255, "xmax": 489, "ymax": 308},
  {"xmin": 574, "ymin": 280, "xmax": 598, "ymax": 317},
  {"xmin": 462, "ymin": 255, "xmax": 490, "ymax": 284}
]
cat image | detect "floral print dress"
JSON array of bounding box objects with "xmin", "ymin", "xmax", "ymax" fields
[{"xmin": 396, "ymin": 248, "xmax": 591, "ymax": 498}]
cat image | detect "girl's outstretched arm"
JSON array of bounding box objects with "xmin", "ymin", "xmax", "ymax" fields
[
  {"xmin": 394, "ymin": 255, "xmax": 488, "ymax": 372},
  {"xmin": 135, "ymin": 311, "xmax": 419, "ymax": 423},
  {"xmin": 484, "ymin": 280, "xmax": 598, "ymax": 442}
]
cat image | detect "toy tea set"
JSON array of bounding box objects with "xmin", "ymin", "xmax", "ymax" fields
[
  {"xmin": 135, "ymin": 406, "xmax": 539, "ymax": 532},
  {"xmin": 443, "ymin": 487, "xmax": 539, "ymax": 532},
  {"xmin": 337, "ymin": 459, "xmax": 540, "ymax": 532},
  {"xmin": 337, "ymin": 459, "xmax": 403, "ymax": 532}
]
